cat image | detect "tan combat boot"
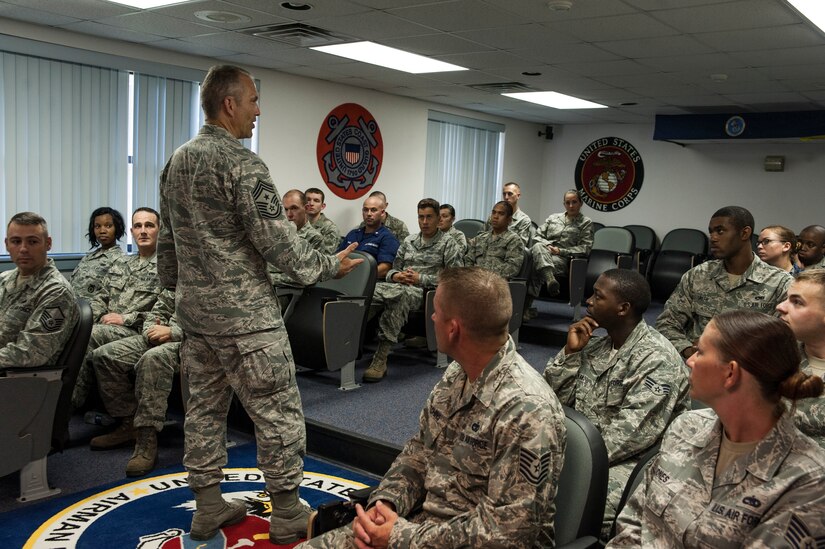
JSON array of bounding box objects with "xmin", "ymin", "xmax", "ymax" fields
[
  {"xmin": 190, "ymin": 484, "xmax": 247, "ymax": 541},
  {"xmin": 125, "ymin": 427, "xmax": 157, "ymax": 477},
  {"xmin": 269, "ymin": 489, "xmax": 311, "ymax": 544},
  {"xmin": 363, "ymin": 339, "xmax": 392, "ymax": 382},
  {"xmin": 541, "ymin": 267, "xmax": 561, "ymax": 296},
  {"xmin": 90, "ymin": 416, "xmax": 136, "ymax": 450}
]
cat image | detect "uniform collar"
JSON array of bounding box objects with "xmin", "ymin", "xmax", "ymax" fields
[{"xmin": 4, "ymin": 258, "xmax": 58, "ymax": 292}]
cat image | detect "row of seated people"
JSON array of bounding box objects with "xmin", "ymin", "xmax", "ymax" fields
[{"xmin": 3, "ymin": 197, "xmax": 825, "ymax": 542}]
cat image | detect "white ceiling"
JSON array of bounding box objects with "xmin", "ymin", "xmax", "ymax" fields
[{"xmin": 2, "ymin": 0, "xmax": 825, "ymax": 124}]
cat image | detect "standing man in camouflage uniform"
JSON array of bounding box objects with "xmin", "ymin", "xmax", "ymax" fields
[
  {"xmin": 305, "ymin": 187, "xmax": 340, "ymax": 254},
  {"xmin": 777, "ymin": 269, "xmax": 825, "ymax": 448},
  {"xmin": 158, "ymin": 65, "xmax": 361, "ymax": 544},
  {"xmin": 796, "ymin": 224, "xmax": 825, "ymax": 272},
  {"xmin": 437, "ymin": 203, "xmax": 467, "ymax": 252},
  {"xmin": 608, "ymin": 310, "xmax": 825, "ymax": 548},
  {"xmin": 298, "ymin": 267, "xmax": 567, "ymax": 549},
  {"xmin": 656, "ymin": 206, "xmax": 791, "ymax": 359},
  {"xmin": 465, "ymin": 200, "xmax": 524, "ymax": 279},
  {"xmin": 544, "ymin": 269, "xmax": 688, "ymax": 538},
  {"xmin": 530, "ymin": 189, "xmax": 594, "ymax": 297},
  {"xmin": 360, "ymin": 190, "xmax": 410, "ymax": 243},
  {"xmin": 88, "ymin": 288, "xmax": 181, "ymax": 476},
  {"xmin": 72, "ymin": 207, "xmax": 161, "ymax": 409},
  {"xmin": 364, "ymin": 198, "xmax": 463, "ymax": 382},
  {"xmin": 1, "ymin": 212, "xmax": 78, "ymax": 369}
]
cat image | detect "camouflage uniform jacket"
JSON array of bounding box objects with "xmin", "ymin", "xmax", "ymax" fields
[
  {"xmin": 369, "ymin": 337, "xmax": 567, "ymax": 548},
  {"xmin": 534, "ymin": 212, "xmax": 594, "ymax": 258},
  {"xmin": 0, "ymin": 259, "xmax": 78, "ymax": 368},
  {"xmin": 793, "ymin": 349, "xmax": 825, "ymax": 449},
  {"xmin": 386, "ymin": 230, "xmax": 463, "ymax": 289},
  {"xmin": 70, "ymin": 245, "xmax": 123, "ymax": 300},
  {"xmin": 465, "ymin": 229, "xmax": 524, "ymax": 280},
  {"xmin": 655, "ymin": 255, "xmax": 791, "ymax": 353},
  {"xmin": 609, "ymin": 410, "xmax": 825, "ymax": 549},
  {"xmin": 442, "ymin": 226, "xmax": 467, "ymax": 253},
  {"xmin": 310, "ymin": 212, "xmax": 341, "ymax": 254},
  {"xmin": 89, "ymin": 253, "xmax": 160, "ymax": 330},
  {"xmin": 158, "ymin": 124, "xmax": 339, "ymax": 336},
  {"xmin": 268, "ymin": 222, "xmax": 327, "ymax": 287},
  {"xmin": 802, "ymin": 256, "xmax": 825, "ymax": 271},
  {"xmin": 142, "ymin": 288, "xmax": 182, "ymax": 342},
  {"xmin": 545, "ymin": 320, "xmax": 689, "ymax": 465}
]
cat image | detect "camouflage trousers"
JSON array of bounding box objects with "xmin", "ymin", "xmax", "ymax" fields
[
  {"xmin": 92, "ymin": 334, "xmax": 180, "ymax": 432},
  {"xmin": 182, "ymin": 328, "xmax": 305, "ymax": 493},
  {"xmin": 601, "ymin": 460, "xmax": 637, "ymax": 541},
  {"xmin": 370, "ymin": 282, "xmax": 424, "ymax": 343},
  {"xmin": 528, "ymin": 243, "xmax": 568, "ymax": 297},
  {"xmin": 72, "ymin": 324, "xmax": 140, "ymax": 409},
  {"xmin": 297, "ymin": 523, "xmax": 357, "ymax": 548}
]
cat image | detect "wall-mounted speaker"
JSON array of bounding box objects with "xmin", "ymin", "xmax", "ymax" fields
[{"xmin": 538, "ymin": 125, "xmax": 553, "ymax": 140}]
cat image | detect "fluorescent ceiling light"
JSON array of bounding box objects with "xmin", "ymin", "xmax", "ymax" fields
[
  {"xmin": 787, "ymin": 0, "xmax": 825, "ymax": 33},
  {"xmin": 502, "ymin": 91, "xmax": 607, "ymax": 110},
  {"xmin": 311, "ymin": 41, "xmax": 467, "ymax": 74},
  {"xmin": 105, "ymin": 0, "xmax": 191, "ymax": 8}
]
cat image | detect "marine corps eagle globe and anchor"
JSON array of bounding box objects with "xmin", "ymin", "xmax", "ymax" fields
[{"xmin": 575, "ymin": 137, "xmax": 645, "ymax": 212}]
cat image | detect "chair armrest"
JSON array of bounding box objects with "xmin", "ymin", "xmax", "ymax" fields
[{"xmin": 3, "ymin": 367, "xmax": 64, "ymax": 381}]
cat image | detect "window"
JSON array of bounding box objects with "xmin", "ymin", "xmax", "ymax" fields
[{"xmin": 424, "ymin": 111, "xmax": 504, "ymax": 221}]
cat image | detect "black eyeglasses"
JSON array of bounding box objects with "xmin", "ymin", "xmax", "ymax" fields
[{"xmin": 756, "ymin": 239, "xmax": 785, "ymax": 247}]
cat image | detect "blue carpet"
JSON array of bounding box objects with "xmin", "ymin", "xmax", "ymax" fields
[{"xmin": 1, "ymin": 443, "xmax": 377, "ymax": 549}]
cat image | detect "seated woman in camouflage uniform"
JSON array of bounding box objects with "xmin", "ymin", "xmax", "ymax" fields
[
  {"xmin": 608, "ymin": 310, "xmax": 825, "ymax": 548},
  {"xmin": 71, "ymin": 206, "xmax": 126, "ymax": 300}
]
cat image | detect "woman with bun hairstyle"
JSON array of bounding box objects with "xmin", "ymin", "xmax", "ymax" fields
[
  {"xmin": 756, "ymin": 225, "xmax": 799, "ymax": 276},
  {"xmin": 608, "ymin": 309, "xmax": 825, "ymax": 548}
]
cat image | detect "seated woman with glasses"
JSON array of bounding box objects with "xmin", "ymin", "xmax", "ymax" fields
[
  {"xmin": 756, "ymin": 225, "xmax": 799, "ymax": 276},
  {"xmin": 607, "ymin": 309, "xmax": 825, "ymax": 548}
]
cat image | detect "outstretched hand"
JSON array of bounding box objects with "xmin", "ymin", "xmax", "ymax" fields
[
  {"xmin": 335, "ymin": 242, "xmax": 365, "ymax": 279},
  {"xmin": 565, "ymin": 316, "xmax": 599, "ymax": 354}
]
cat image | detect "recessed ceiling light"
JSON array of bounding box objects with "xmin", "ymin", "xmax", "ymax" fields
[
  {"xmin": 547, "ymin": 0, "xmax": 573, "ymax": 11},
  {"xmin": 311, "ymin": 41, "xmax": 468, "ymax": 74},
  {"xmin": 709, "ymin": 73, "xmax": 728, "ymax": 82},
  {"xmin": 104, "ymin": 0, "xmax": 192, "ymax": 8},
  {"xmin": 194, "ymin": 10, "xmax": 250, "ymax": 23},
  {"xmin": 502, "ymin": 91, "xmax": 607, "ymax": 109},
  {"xmin": 281, "ymin": 2, "xmax": 312, "ymax": 10},
  {"xmin": 787, "ymin": 0, "xmax": 825, "ymax": 33}
]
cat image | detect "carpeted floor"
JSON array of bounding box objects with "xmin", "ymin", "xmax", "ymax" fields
[{"xmin": 0, "ymin": 442, "xmax": 378, "ymax": 549}]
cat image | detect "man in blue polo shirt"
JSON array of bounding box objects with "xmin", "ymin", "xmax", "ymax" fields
[{"xmin": 338, "ymin": 195, "xmax": 400, "ymax": 279}]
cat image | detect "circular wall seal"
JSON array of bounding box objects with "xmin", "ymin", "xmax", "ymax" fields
[
  {"xmin": 316, "ymin": 103, "xmax": 383, "ymax": 200},
  {"xmin": 725, "ymin": 115, "xmax": 746, "ymax": 137},
  {"xmin": 574, "ymin": 137, "xmax": 644, "ymax": 213}
]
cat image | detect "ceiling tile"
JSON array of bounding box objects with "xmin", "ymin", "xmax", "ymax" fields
[
  {"xmin": 59, "ymin": 20, "xmax": 166, "ymax": 43},
  {"xmin": 388, "ymin": 0, "xmax": 528, "ymax": 32},
  {"xmin": 94, "ymin": 11, "xmax": 221, "ymax": 38},
  {"xmin": 649, "ymin": 0, "xmax": 800, "ymax": 33}
]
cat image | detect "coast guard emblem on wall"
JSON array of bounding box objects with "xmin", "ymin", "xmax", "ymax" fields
[
  {"xmin": 574, "ymin": 137, "xmax": 645, "ymax": 212},
  {"xmin": 316, "ymin": 103, "xmax": 383, "ymax": 200}
]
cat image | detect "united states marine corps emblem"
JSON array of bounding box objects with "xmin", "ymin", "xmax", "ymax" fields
[
  {"xmin": 574, "ymin": 137, "xmax": 644, "ymax": 212},
  {"xmin": 316, "ymin": 103, "xmax": 383, "ymax": 200}
]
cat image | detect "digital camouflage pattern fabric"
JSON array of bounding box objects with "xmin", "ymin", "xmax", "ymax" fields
[
  {"xmin": 608, "ymin": 410, "xmax": 825, "ymax": 549},
  {"xmin": 298, "ymin": 338, "xmax": 567, "ymax": 549},
  {"xmin": 656, "ymin": 255, "xmax": 791, "ymax": 353},
  {"xmin": 70, "ymin": 245, "xmax": 123, "ymax": 300},
  {"xmin": 793, "ymin": 349, "xmax": 825, "ymax": 450},
  {"xmin": 310, "ymin": 212, "xmax": 341, "ymax": 254},
  {"xmin": 465, "ymin": 229, "xmax": 524, "ymax": 280},
  {"xmin": 0, "ymin": 258, "xmax": 77, "ymax": 368}
]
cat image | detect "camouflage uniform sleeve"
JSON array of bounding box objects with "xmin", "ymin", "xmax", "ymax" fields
[
  {"xmin": 386, "ymin": 398, "xmax": 564, "ymax": 548},
  {"xmin": 142, "ymin": 289, "xmax": 179, "ymax": 340},
  {"xmin": 88, "ymin": 271, "xmax": 113, "ymax": 321},
  {"xmin": 157, "ymin": 162, "xmax": 179, "ymax": 291},
  {"xmin": 0, "ymin": 285, "xmax": 78, "ymax": 368},
  {"xmin": 606, "ymin": 456, "xmax": 650, "ymax": 547},
  {"xmin": 419, "ymin": 238, "xmax": 463, "ymax": 288},
  {"xmin": 237, "ymin": 169, "xmax": 339, "ymax": 285},
  {"xmin": 533, "ymin": 218, "xmax": 552, "ymax": 247},
  {"xmin": 386, "ymin": 239, "xmax": 411, "ymax": 283},
  {"xmin": 560, "ymin": 218, "xmax": 594, "ymax": 258},
  {"xmin": 543, "ymin": 348, "xmax": 581, "ymax": 406},
  {"xmin": 502, "ymin": 236, "xmax": 524, "ymax": 279},
  {"xmin": 601, "ymin": 354, "xmax": 689, "ymax": 464},
  {"xmin": 319, "ymin": 220, "xmax": 341, "ymax": 254},
  {"xmin": 654, "ymin": 271, "xmax": 696, "ymax": 353},
  {"xmin": 514, "ymin": 217, "xmax": 534, "ymax": 247},
  {"xmin": 396, "ymin": 222, "xmax": 410, "ymax": 243}
]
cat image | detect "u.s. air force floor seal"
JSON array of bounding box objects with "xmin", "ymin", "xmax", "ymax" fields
[
  {"xmin": 316, "ymin": 103, "xmax": 383, "ymax": 200},
  {"xmin": 575, "ymin": 137, "xmax": 644, "ymax": 212},
  {"xmin": 23, "ymin": 468, "xmax": 369, "ymax": 548}
]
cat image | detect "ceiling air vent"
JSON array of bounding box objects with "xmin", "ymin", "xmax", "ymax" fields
[
  {"xmin": 470, "ymin": 82, "xmax": 536, "ymax": 94},
  {"xmin": 240, "ymin": 23, "xmax": 349, "ymax": 47}
]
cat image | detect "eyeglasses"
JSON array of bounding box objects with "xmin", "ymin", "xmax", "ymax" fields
[{"xmin": 756, "ymin": 239, "xmax": 785, "ymax": 247}]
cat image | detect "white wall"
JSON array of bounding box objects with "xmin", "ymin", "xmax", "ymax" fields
[
  {"xmin": 540, "ymin": 124, "xmax": 825, "ymax": 240},
  {"xmin": 0, "ymin": 18, "xmax": 546, "ymax": 235}
]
